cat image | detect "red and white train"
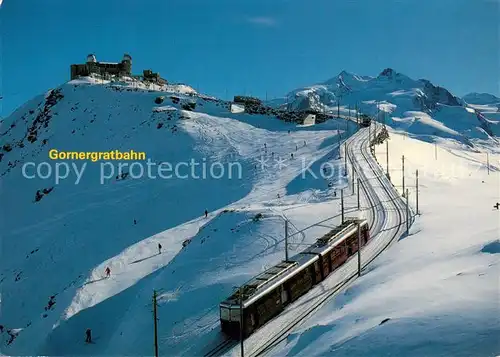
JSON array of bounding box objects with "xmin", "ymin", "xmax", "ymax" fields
[{"xmin": 219, "ymin": 218, "xmax": 370, "ymax": 338}]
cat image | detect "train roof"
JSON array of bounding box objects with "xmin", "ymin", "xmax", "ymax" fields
[
  {"xmin": 220, "ymin": 218, "xmax": 368, "ymax": 309},
  {"xmin": 303, "ymin": 219, "xmax": 368, "ymax": 255},
  {"xmin": 221, "ymin": 252, "xmax": 319, "ymax": 309}
]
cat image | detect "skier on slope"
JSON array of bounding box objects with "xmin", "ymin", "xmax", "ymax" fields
[
  {"xmin": 105, "ymin": 267, "xmax": 111, "ymax": 278},
  {"xmin": 158, "ymin": 243, "xmax": 162, "ymax": 254},
  {"xmin": 85, "ymin": 328, "xmax": 92, "ymax": 343},
  {"xmin": 205, "ymin": 209, "xmax": 208, "ymax": 218}
]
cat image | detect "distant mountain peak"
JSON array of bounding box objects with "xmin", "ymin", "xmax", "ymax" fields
[
  {"xmin": 462, "ymin": 92, "xmax": 500, "ymax": 105},
  {"xmin": 379, "ymin": 68, "xmax": 396, "ymax": 77},
  {"xmin": 338, "ymin": 70, "xmax": 352, "ymax": 77}
]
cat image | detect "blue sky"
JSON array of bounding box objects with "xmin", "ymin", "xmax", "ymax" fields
[{"xmin": 1, "ymin": 0, "xmax": 498, "ymax": 117}]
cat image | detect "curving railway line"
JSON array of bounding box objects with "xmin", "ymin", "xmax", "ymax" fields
[{"xmin": 205, "ymin": 121, "xmax": 410, "ymax": 357}]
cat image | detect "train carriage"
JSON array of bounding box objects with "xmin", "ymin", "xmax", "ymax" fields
[
  {"xmin": 359, "ymin": 114, "xmax": 372, "ymax": 127},
  {"xmin": 220, "ymin": 218, "xmax": 370, "ymax": 338}
]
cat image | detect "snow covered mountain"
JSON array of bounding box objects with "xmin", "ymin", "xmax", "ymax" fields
[
  {"xmin": 463, "ymin": 92, "xmax": 500, "ymax": 106},
  {"xmin": 270, "ymin": 68, "xmax": 499, "ymax": 146},
  {"xmin": 1, "ymin": 70, "xmax": 498, "ymax": 356}
]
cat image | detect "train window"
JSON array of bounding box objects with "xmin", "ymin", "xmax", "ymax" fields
[
  {"xmin": 230, "ymin": 307, "xmax": 241, "ymax": 322},
  {"xmin": 220, "ymin": 307, "xmax": 230, "ymax": 321},
  {"xmin": 281, "ymin": 286, "xmax": 289, "ymax": 304}
]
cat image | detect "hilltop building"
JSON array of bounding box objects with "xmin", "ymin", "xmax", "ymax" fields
[
  {"xmin": 70, "ymin": 54, "xmax": 168, "ymax": 84},
  {"xmin": 142, "ymin": 69, "xmax": 167, "ymax": 84},
  {"xmin": 70, "ymin": 54, "xmax": 132, "ymax": 80}
]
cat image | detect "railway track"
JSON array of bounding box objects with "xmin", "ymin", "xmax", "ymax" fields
[
  {"xmin": 247, "ymin": 124, "xmax": 407, "ymax": 357},
  {"xmin": 205, "ymin": 123, "xmax": 409, "ymax": 357},
  {"xmin": 204, "ymin": 338, "xmax": 237, "ymax": 357}
]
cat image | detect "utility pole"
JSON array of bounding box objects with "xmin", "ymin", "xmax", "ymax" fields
[
  {"xmin": 344, "ymin": 143, "xmax": 348, "ymax": 175},
  {"xmin": 386, "ymin": 139, "xmax": 390, "ymax": 180},
  {"xmin": 357, "ymin": 222, "xmax": 361, "ymax": 276},
  {"xmin": 487, "ymin": 152, "xmax": 490, "ymax": 175},
  {"xmin": 406, "ymin": 189, "xmax": 410, "ymax": 234},
  {"xmin": 341, "ymin": 189, "xmax": 345, "ymax": 224},
  {"xmin": 402, "ymin": 155, "xmax": 405, "ymax": 197},
  {"xmin": 284, "ymin": 220, "xmax": 289, "ymax": 261},
  {"xmin": 352, "ymin": 167, "xmax": 355, "ymax": 193},
  {"xmin": 239, "ymin": 287, "xmax": 244, "ymax": 357},
  {"xmin": 368, "ymin": 123, "xmax": 371, "ymax": 145},
  {"xmin": 153, "ymin": 290, "xmax": 159, "ymax": 357},
  {"xmin": 416, "ymin": 169, "xmax": 419, "ymax": 215},
  {"xmin": 337, "ymin": 97, "xmax": 340, "ymax": 118},
  {"xmin": 357, "ymin": 178, "xmax": 360, "ymax": 210}
]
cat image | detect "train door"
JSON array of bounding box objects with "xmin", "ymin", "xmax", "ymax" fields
[
  {"xmin": 364, "ymin": 228, "xmax": 370, "ymax": 244},
  {"xmin": 347, "ymin": 239, "xmax": 353, "ymax": 256},
  {"xmin": 321, "ymin": 253, "xmax": 330, "ymax": 278},
  {"xmin": 313, "ymin": 260, "xmax": 322, "ymax": 284}
]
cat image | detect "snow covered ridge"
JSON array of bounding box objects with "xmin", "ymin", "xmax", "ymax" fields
[
  {"xmin": 68, "ymin": 74, "xmax": 198, "ymax": 95},
  {"xmin": 462, "ymin": 92, "xmax": 500, "ymax": 106},
  {"xmin": 270, "ymin": 68, "xmax": 499, "ymax": 145}
]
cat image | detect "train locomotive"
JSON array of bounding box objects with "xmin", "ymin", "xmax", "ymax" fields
[
  {"xmin": 219, "ymin": 218, "xmax": 370, "ymax": 338},
  {"xmin": 359, "ymin": 114, "xmax": 372, "ymax": 127}
]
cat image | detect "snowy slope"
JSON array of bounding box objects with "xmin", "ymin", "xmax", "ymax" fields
[
  {"xmin": 268, "ymin": 68, "xmax": 499, "ymax": 144},
  {"xmin": 269, "ymin": 129, "xmax": 500, "ymax": 357},
  {"xmin": 0, "ymin": 77, "xmax": 353, "ymax": 355},
  {"xmin": 2, "ymin": 69, "xmax": 499, "ymax": 357},
  {"xmin": 462, "ymin": 92, "xmax": 500, "ymax": 140}
]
